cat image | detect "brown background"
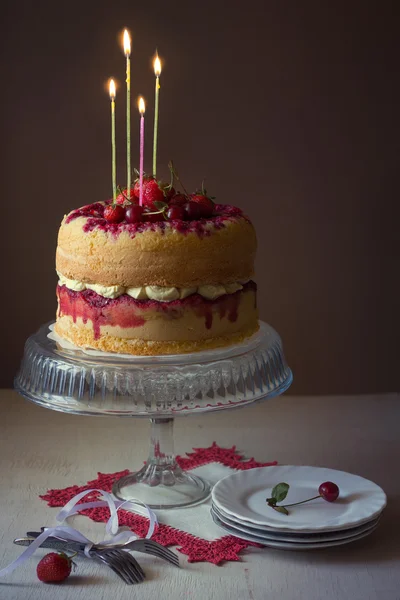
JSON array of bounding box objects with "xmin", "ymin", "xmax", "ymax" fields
[{"xmin": 0, "ymin": 1, "xmax": 398, "ymax": 393}]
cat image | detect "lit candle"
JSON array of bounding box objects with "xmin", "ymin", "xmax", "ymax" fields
[
  {"xmin": 123, "ymin": 29, "xmax": 132, "ymax": 199},
  {"xmin": 109, "ymin": 79, "xmax": 117, "ymax": 202},
  {"xmin": 138, "ymin": 97, "xmax": 146, "ymax": 206},
  {"xmin": 152, "ymin": 53, "xmax": 161, "ymax": 177}
]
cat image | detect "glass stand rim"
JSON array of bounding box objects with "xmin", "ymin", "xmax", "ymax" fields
[{"xmin": 15, "ymin": 320, "xmax": 292, "ymax": 417}]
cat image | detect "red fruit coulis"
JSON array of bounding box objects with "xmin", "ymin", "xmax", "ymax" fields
[
  {"xmin": 57, "ymin": 282, "xmax": 256, "ymax": 340},
  {"xmin": 65, "ymin": 202, "xmax": 247, "ymax": 239}
]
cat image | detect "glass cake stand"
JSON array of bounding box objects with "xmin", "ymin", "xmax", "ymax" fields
[{"xmin": 14, "ymin": 321, "xmax": 292, "ymax": 509}]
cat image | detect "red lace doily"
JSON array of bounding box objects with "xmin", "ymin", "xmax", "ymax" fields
[{"xmin": 40, "ymin": 443, "xmax": 276, "ymax": 565}]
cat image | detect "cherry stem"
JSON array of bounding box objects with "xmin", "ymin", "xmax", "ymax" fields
[
  {"xmin": 168, "ymin": 164, "xmax": 174, "ymax": 190},
  {"xmin": 145, "ymin": 208, "xmax": 166, "ymax": 215},
  {"xmin": 280, "ymin": 494, "xmax": 321, "ymax": 508},
  {"xmin": 169, "ymin": 160, "xmax": 189, "ymax": 196}
]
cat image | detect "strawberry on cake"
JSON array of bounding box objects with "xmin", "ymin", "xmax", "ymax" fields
[{"xmin": 55, "ymin": 172, "xmax": 258, "ymax": 355}]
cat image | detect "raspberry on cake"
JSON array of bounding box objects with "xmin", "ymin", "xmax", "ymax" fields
[{"xmin": 54, "ymin": 180, "xmax": 258, "ymax": 355}]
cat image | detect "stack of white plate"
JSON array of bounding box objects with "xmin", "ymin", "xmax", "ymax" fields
[{"xmin": 211, "ymin": 466, "xmax": 387, "ymax": 550}]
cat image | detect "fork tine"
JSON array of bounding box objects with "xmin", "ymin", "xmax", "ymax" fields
[
  {"xmin": 109, "ymin": 553, "xmax": 138, "ymax": 585},
  {"xmin": 104, "ymin": 551, "xmax": 139, "ymax": 585},
  {"xmin": 120, "ymin": 539, "xmax": 180, "ymax": 567},
  {"xmin": 107, "ymin": 549, "xmax": 145, "ymax": 584},
  {"xmin": 145, "ymin": 539, "xmax": 177, "ymax": 557},
  {"xmin": 144, "ymin": 546, "xmax": 179, "ymax": 565},
  {"xmin": 95, "ymin": 552, "xmax": 133, "ymax": 585},
  {"xmin": 103, "ymin": 550, "xmax": 141, "ymax": 585},
  {"xmin": 144, "ymin": 541, "xmax": 180, "ymax": 565},
  {"xmin": 119, "ymin": 551, "xmax": 146, "ymax": 580},
  {"xmin": 144, "ymin": 548, "xmax": 178, "ymax": 566},
  {"xmin": 140, "ymin": 547, "xmax": 180, "ymax": 567}
]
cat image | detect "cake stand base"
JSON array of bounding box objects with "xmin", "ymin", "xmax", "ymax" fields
[
  {"xmin": 112, "ymin": 418, "xmax": 211, "ymax": 509},
  {"xmin": 113, "ymin": 467, "xmax": 210, "ymax": 509}
]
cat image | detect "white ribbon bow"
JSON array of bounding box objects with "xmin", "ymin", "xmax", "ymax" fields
[{"xmin": 0, "ymin": 488, "xmax": 158, "ymax": 577}]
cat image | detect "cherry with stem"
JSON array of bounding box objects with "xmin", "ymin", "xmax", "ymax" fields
[{"xmin": 266, "ymin": 481, "xmax": 340, "ymax": 516}]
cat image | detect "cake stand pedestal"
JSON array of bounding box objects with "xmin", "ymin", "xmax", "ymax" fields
[
  {"xmin": 14, "ymin": 322, "xmax": 292, "ymax": 509},
  {"xmin": 113, "ymin": 417, "xmax": 211, "ymax": 508}
]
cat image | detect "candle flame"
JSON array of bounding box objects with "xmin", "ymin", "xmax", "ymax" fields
[
  {"xmin": 154, "ymin": 54, "xmax": 162, "ymax": 76},
  {"xmin": 123, "ymin": 29, "xmax": 131, "ymax": 56},
  {"xmin": 109, "ymin": 79, "xmax": 116, "ymax": 99},
  {"xmin": 138, "ymin": 97, "xmax": 145, "ymax": 114}
]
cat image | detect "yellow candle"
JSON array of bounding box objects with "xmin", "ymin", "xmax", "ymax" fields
[
  {"xmin": 138, "ymin": 97, "xmax": 146, "ymax": 206},
  {"xmin": 123, "ymin": 29, "xmax": 132, "ymax": 199},
  {"xmin": 152, "ymin": 53, "xmax": 162, "ymax": 177}
]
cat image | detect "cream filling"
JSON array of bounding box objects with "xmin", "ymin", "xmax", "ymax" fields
[{"xmin": 57, "ymin": 272, "xmax": 247, "ymax": 301}]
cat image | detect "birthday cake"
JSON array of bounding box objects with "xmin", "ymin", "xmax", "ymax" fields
[{"xmin": 54, "ymin": 176, "xmax": 258, "ymax": 355}]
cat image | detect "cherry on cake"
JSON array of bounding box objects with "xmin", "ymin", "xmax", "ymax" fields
[{"xmin": 54, "ymin": 179, "xmax": 258, "ymax": 355}]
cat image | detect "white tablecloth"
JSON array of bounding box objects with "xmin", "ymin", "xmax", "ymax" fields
[{"xmin": 0, "ymin": 390, "xmax": 399, "ymax": 600}]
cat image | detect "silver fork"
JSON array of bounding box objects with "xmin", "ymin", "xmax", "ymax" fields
[
  {"xmin": 34, "ymin": 528, "xmax": 179, "ymax": 567},
  {"xmin": 94, "ymin": 548, "xmax": 145, "ymax": 585},
  {"xmin": 101, "ymin": 538, "xmax": 180, "ymax": 567},
  {"xmin": 93, "ymin": 550, "xmax": 130, "ymax": 583},
  {"xmin": 14, "ymin": 536, "xmax": 145, "ymax": 585}
]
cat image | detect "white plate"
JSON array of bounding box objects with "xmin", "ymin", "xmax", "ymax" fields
[
  {"xmin": 211, "ymin": 501, "xmax": 383, "ymax": 537},
  {"xmin": 212, "ymin": 465, "xmax": 387, "ymax": 532},
  {"xmin": 210, "ymin": 510, "xmax": 380, "ymax": 550},
  {"xmin": 210, "ymin": 506, "xmax": 381, "ymax": 543}
]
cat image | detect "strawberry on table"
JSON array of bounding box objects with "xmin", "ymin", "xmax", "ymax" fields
[{"xmin": 37, "ymin": 552, "xmax": 74, "ymax": 583}]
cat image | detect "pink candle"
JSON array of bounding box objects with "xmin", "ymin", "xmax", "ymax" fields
[{"xmin": 138, "ymin": 97, "xmax": 145, "ymax": 206}]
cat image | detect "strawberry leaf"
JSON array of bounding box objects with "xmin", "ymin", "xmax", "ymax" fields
[
  {"xmin": 266, "ymin": 497, "xmax": 277, "ymax": 506},
  {"xmin": 271, "ymin": 482, "xmax": 289, "ymax": 503}
]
